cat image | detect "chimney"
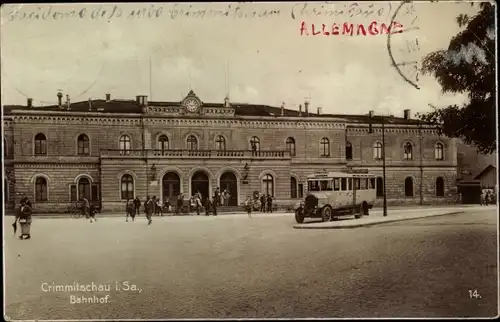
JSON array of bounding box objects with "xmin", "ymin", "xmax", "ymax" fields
[
  {"xmin": 136, "ymin": 95, "xmax": 141, "ymax": 104},
  {"xmin": 88, "ymin": 98, "xmax": 92, "ymax": 111},
  {"xmin": 142, "ymin": 95, "xmax": 148, "ymax": 106},
  {"xmin": 280, "ymin": 102, "xmax": 285, "ymax": 116},
  {"xmin": 404, "ymin": 109, "xmax": 411, "ymax": 120},
  {"xmin": 224, "ymin": 96, "xmax": 230, "ymax": 107},
  {"xmin": 304, "ymin": 101, "xmax": 309, "ymax": 116},
  {"xmin": 27, "ymin": 98, "xmax": 33, "ymax": 108},
  {"xmin": 299, "ymin": 104, "xmax": 302, "ymax": 116},
  {"xmin": 368, "ymin": 110, "xmax": 374, "ymax": 118},
  {"xmin": 57, "ymin": 92, "xmax": 63, "ymax": 107},
  {"xmin": 105, "ymin": 93, "xmax": 111, "ymax": 102},
  {"xmin": 317, "ymin": 107, "xmax": 322, "ymax": 115},
  {"xmin": 66, "ymin": 94, "xmax": 71, "ymax": 109}
]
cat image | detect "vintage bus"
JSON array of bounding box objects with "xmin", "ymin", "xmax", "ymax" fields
[{"xmin": 295, "ymin": 170, "xmax": 376, "ymax": 223}]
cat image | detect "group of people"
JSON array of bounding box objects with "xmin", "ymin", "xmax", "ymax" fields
[
  {"xmin": 259, "ymin": 193, "xmax": 275, "ymax": 213},
  {"xmin": 481, "ymin": 189, "xmax": 496, "ymax": 205},
  {"xmin": 124, "ymin": 187, "xmax": 233, "ymax": 224}
]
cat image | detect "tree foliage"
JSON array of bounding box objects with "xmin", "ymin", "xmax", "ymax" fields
[{"xmin": 418, "ymin": 2, "xmax": 496, "ymax": 154}]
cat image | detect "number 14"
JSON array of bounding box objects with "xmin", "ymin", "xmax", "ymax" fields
[{"xmin": 469, "ymin": 289, "xmax": 481, "ymax": 299}]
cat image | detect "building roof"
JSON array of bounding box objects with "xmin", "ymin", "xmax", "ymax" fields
[
  {"xmin": 473, "ymin": 164, "xmax": 497, "ymax": 180},
  {"xmin": 2, "ymin": 98, "xmax": 426, "ymax": 125}
]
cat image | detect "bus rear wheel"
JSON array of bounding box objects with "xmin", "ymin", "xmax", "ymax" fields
[{"xmin": 321, "ymin": 206, "xmax": 333, "ymax": 222}]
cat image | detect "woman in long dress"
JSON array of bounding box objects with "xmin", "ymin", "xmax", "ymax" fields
[{"xmin": 17, "ymin": 202, "xmax": 33, "ymax": 239}]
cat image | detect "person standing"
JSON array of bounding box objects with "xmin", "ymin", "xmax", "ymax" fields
[
  {"xmin": 260, "ymin": 193, "xmax": 266, "ymax": 212},
  {"xmin": 176, "ymin": 193, "xmax": 184, "ymax": 215},
  {"xmin": 212, "ymin": 195, "xmax": 218, "ymax": 216},
  {"xmin": 214, "ymin": 187, "xmax": 221, "ymax": 207},
  {"xmin": 194, "ymin": 192, "xmax": 201, "ymax": 216},
  {"xmin": 134, "ymin": 197, "xmax": 141, "ymax": 217},
  {"xmin": 82, "ymin": 196, "xmax": 92, "ymax": 222},
  {"xmin": 244, "ymin": 196, "xmax": 252, "ymax": 218},
  {"xmin": 204, "ymin": 197, "xmax": 212, "ymax": 216},
  {"xmin": 145, "ymin": 197, "xmax": 154, "ymax": 225},
  {"xmin": 17, "ymin": 201, "xmax": 33, "ymax": 239},
  {"xmin": 125, "ymin": 199, "xmax": 134, "ymax": 222},
  {"xmin": 266, "ymin": 194, "xmax": 273, "ymax": 213}
]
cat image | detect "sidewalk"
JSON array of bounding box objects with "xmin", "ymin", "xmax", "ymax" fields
[{"xmin": 293, "ymin": 205, "xmax": 492, "ymax": 229}]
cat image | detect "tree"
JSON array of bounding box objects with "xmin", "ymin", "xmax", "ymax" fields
[{"xmin": 418, "ymin": 2, "xmax": 495, "ymax": 154}]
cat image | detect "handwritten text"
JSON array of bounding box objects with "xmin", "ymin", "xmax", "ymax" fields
[{"xmin": 291, "ymin": 2, "xmax": 393, "ymax": 20}]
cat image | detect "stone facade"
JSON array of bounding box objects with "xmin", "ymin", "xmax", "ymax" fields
[{"xmin": 2, "ymin": 93, "xmax": 459, "ymax": 213}]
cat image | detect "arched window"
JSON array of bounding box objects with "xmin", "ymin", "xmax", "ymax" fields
[
  {"xmin": 320, "ymin": 137, "xmax": 330, "ymax": 157},
  {"xmin": 405, "ymin": 177, "xmax": 414, "ymax": 197},
  {"xmin": 77, "ymin": 134, "xmax": 90, "ymax": 155},
  {"xmin": 215, "ymin": 135, "xmax": 226, "ymax": 151},
  {"xmin": 376, "ymin": 177, "xmax": 384, "ymax": 197},
  {"xmin": 403, "ymin": 142, "xmax": 413, "ymax": 160},
  {"xmin": 345, "ymin": 141, "xmax": 353, "ymax": 160},
  {"xmin": 250, "ymin": 136, "xmax": 260, "ymax": 151},
  {"xmin": 119, "ymin": 135, "xmax": 131, "ymax": 155},
  {"xmin": 34, "ymin": 133, "xmax": 47, "ymax": 155},
  {"xmin": 435, "ymin": 143, "xmax": 444, "ymax": 160},
  {"xmin": 35, "ymin": 177, "xmax": 48, "ymax": 201},
  {"xmin": 187, "ymin": 135, "xmax": 198, "ymax": 150},
  {"xmin": 78, "ymin": 177, "xmax": 91, "ymax": 200},
  {"xmin": 290, "ymin": 177, "xmax": 298, "ymax": 199},
  {"xmin": 286, "ymin": 137, "xmax": 296, "ymax": 157},
  {"xmin": 261, "ymin": 174, "xmax": 274, "ymax": 197},
  {"xmin": 120, "ymin": 174, "xmax": 134, "ymax": 200},
  {"xmin": 436, "ymin": 177, "xmax": 445, "ymax": 197},
  {"xmin": 373, "ymin": 142, "xmax": 383, "ymax": 159},
  {"xmin": 158, "ymin": 135, "xmax": 169, "ymax": 151}
]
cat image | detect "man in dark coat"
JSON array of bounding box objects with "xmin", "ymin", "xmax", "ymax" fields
[
  {"xmin": 260, "ymin": 194, "xmax": 266, "ymax": 212},
  {"xmin": 145, "ymin": 197, "xmax": 154, "ymax": 225},
  {"xmin": 212, "ymin": 195, "xmax": 218, "ymax": 216},
  {"xmin": 134, "ymin": 197, "xmax": 142, "ymax": 216},
  {"xmin": 266, "ymin": 194, "xmax": 273, "ymax": 213},
  {"xmin": 17, "ymin": 202, "xmax": 33, "ymax": 239}
]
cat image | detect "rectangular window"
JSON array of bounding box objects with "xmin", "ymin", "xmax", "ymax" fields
[
  {"xmin": 360, "ymin": 178, "xmax": 367, "ymax": 190},
  {"xmin": 308, "ymin": 181, "xmax": 320, "ymax": 191},
  {"xmin": 369, "ymin": 178, "xmax": 375, "ymax": 189},
  {"xmin": 298, "ymin": 184, "xmax": 304, "ymax": 198},
  {"xmin": 347, "ymin": 178, "xmax": 352, "ymax": 190},
  {"xmin": 341, "ymin": 178, "xmax": 347, "ymax": 191},
  {"xmin": 320, "ymin": 180, "xmax": 333, "ymax": 191},
  {"xmin": 91, "ymin": 184, "xmax": 100, "ymax": 201},
  {"xmin": 70, "ymin": 185, "xmax": 77, "ymax": 202},
  {"xmin": 333, "ymin": 178, "xmax": 340, "ymax": 191},
  {"xmin": 354, "ymin": 178, "xmax": 360, "ymax": 190}
]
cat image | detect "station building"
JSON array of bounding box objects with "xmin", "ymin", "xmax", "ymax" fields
[{"xmin": 2, "ymin": 91, "xmax": 459, "ymax": 213}]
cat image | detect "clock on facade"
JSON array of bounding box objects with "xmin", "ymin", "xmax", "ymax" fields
[{"xmin": 184, "ymin": 98, "xmax": 200, "ymax": 113}]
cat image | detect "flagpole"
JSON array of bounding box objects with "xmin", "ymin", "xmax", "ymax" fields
[{"xmin": 149, "ymin": 57, "xmax": 152, "ymax": 100}]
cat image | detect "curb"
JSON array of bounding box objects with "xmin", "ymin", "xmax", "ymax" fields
[{"xmin": 293, "ymin": 211, "xmax": 465, "ymax": 229}]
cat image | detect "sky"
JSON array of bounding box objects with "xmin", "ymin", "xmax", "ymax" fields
[{"xmin": 0, "ymin": 1, "xmax": 482, "ymax": 117}]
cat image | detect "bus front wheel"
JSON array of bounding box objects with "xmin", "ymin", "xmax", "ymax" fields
[{"xmin": 321, "ymin": 206, "xmax": 333, "ymax": 222}]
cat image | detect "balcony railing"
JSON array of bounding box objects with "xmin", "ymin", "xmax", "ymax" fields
[{"xmin": 101, "ymin": 149, "xmax": 291, "ymax": 159}]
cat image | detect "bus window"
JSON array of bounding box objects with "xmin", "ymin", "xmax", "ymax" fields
[
  {"xmin": 347, "ymin": 178, "xmax": 352, "ymax": 190},
  {"xmin": 308, "ymin": 181, "xmax": 320, "ymax": 191},
  {"xmin": 320, "ymin": 180, "xmax": 333, "ymax": 191},
  {"xmin": 354, "ymin": 178, "xmax": 360, "ymax": 190},
  {"xmin": 369, "ymin": 178, "xmax": 375, "ymax": 189},
  {"xmin": 360, "ymin": 178, "xmax": 367, "ymax": 190},
  {"xmin": 341, "ymin": 178, "xmax": 347, "ymax": 191},
  {"xmin": 333, "ymin": 178, "xmax": 340, "ymax": 191}
]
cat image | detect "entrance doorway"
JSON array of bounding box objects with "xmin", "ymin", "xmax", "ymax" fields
[
  {"xmin": 220, "ymin": 172, "xmax": 238, "ymax": 206},
  {"xmin": 162, "ymin": 172, "xmax": 181, "ymax": 204},
  {"xmin": 191, "ymin": 171, "xmax": 209, "ymax": 200}
]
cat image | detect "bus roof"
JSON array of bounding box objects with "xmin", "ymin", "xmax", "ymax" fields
[{"xmin": 307, "ymin": 172, "xmax": 375, "ymax": 179}]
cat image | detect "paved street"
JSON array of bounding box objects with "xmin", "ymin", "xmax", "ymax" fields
[{"xmin": 4, "ymin": 207, "xmax": 498, "ymax": 319}]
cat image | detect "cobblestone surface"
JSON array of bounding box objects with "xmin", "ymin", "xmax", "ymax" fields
[{"xmin": 4, "ymin": 208, "xmax": 498, "ymax": 319}]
